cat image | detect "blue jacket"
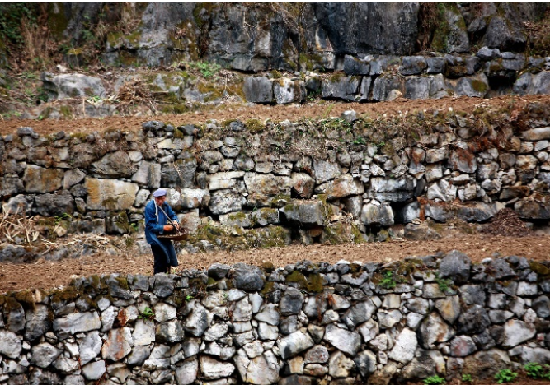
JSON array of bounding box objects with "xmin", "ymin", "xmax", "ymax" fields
[{"xmin": 144, "ymin": 200, "xmax": 179, "ymax": 246}]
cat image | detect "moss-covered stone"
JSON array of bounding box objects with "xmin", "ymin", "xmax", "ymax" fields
[
  {"xmin": 50, "ymin": 286, "xmax": 80, "ymax": 306},
  {"xmin": 260, "ymin": 281, "xmax": 276, "ymax": 297},
  {"xmin": 307, "ymin": 273, "xmax": 324, "ymax": 293},
  {"xmin": 472, "ymin": 80, "xmax": 488, "ymax": 93},
  {"xmin": 246, "ymin": 118, "xmax": 265, "ymax": 133},
  {"xmin": 261, "ymin": 261, "xmax": 275, "ymax": 273},
  {"xmin": 530, "ymin": 261, "xmax": 550, "ymax": 281},
  {"xmin": 286, "ymin": 271, "xmax": 308, "ymax": 290}
]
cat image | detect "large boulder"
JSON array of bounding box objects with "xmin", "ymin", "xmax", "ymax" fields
[
  {"xmin": 244, "ymin": 173, "xmax": 291, "ymax": 207},
  {"xmin": 24, "ymin": 166, "xmax": 64, "ymax": 193},
  {"xmin": 274, "ymin": 78, "xmax": 305, "ymax": 104},
  {"xmin": 243, "ymin": 77, "xmax": 273, "ymax": 103},
  {"xmin": 34, "ymin": 191, "xmax": 75, "ymax": 216},
  {"xmin": 372, "ymin": 75, "xmax": 406, "ymax": 101},
  {"xmin": 323, "ymin": 324, "xmax": 361, "ymax": 356},
  {"xmin": 313, "ymin": 3, "xmax": 420, "ymax": 55},
  {"xmin": 322, "ymin": 76, "xmax": 360, "ymax": 101},
  {"xmin": 86, "ymin": 178, "xmax": 139, "ymax": 211},
  {"xmin": 361, "ymin": 202, "xmax": 394, "ymax": 226},
  {"xmin": 463, "ymin": 350, "xmax": 510, "ymax": 379},
  {"xmin": 91, "ymin": 151, "xmax": 137, "ymax": 178},
  {"xmin": 42, "ymin": 72, "xmax": 106, "ymax": 100},
  {"xmin": 419, "ymin": 313, "xmax": 454, "ymax": 349},
  {"xmin": 279, "ymin": 331, "xmax": 314, "ymax": 359}
]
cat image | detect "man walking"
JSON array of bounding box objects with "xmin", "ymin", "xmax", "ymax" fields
[{"xmin": 144, "ymin": 188, "xmax": 180, "ymax": 274}]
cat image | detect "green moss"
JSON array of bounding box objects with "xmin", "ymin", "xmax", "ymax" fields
[
  {"xmin": 261, "ymin": 281, "xmax": 275, "ymax": 297},
  {"xmin": 330, "ymin": 72, "xmax": 345, "ymax": 82},
  {"xmin": 530, "ymin": 261, "xmax": 550, "ymax": 280},
  {"xmin": 197, "ymin": 82, "xmax": 223, "ymax": 102},
  {"xmin": 271, "ymin": 194, "xmax": 292, "ymax": 208},
  {"xmin": 258, "ymin": 226, "xmax": 290, "ymax": 248},
  {"xmin": 13, "ymin": 290, "xmax": 36, "ymax": 310},
  {"xmin": 51, "ymin": 287, "xmax": 80, "ymax": 305},
  {"xmin": 471, "ymin": 80, "xmax": 488, "ymax": 93},
  {"xmin": 228, "ymin": 212, "xmax": 247, "ymax": 221},
  {"xmin": 0, "ymin": 295, "xmax": 21, "ymax": 313},
  {"xmin": 286, "ymin": 271, "xmax": 307, "ymax": 289},
  {"xmin": 193, "ymin": 3, "xmax": 218, "ymax": 28},
  {"xmin": 59, "ymin": 105, "xmax": 72, "ymax": 118},
  {"xmin": 47, "ymin": 3, "xmax": 69, "ymax": 39},
  {"xmin": 114, "ymin": 276, "xmax": 130, "ymax": 290},
  {"xmin": 307, "ymin": 273, "xmax": 324, "ymax": 293},
  {"xmin": 261, "ymin": 261, "xmax": 275, "ymax": 273},
  {"xmin": 246, "ymin": 118, "xmax": 265, "ymax": 133},
  {"xmin": 90, "ymin": 275, "xmax": 102, "ymax": 290},
  {"xmin": 431, "ymin": 4, "xmax": 451, "ymax": 52},
  {"xmin": 161, "ymin": 104, "xmax": 189, "ymax": 114}
]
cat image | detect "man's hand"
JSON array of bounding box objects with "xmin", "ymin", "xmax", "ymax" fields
[
  {"xmin": 163, "ymin": 225, "xmax": 173, "ymax": 231},
  {"xmin": 174, "ymin": 222, "xmax": 180, "ymax": 231}
]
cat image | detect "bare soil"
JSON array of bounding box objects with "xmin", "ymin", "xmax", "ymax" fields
[
  {"xmin": 1, "ymin": 233, "xmax": 549, "ymax": 294},
  {"xmin": 1, "ymin": 94, "xmax": 549, "ymax": 136}
]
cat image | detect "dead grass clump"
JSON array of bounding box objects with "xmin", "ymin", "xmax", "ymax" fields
[{"xmin": 117, "ymin": 80, "xmax": 157, "ymax": 115}]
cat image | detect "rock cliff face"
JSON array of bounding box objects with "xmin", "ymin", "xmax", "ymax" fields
[
  {"xmin": 2, "ymin": 3, "xmax": 547, "ymax": 69},
  {"xmin": 1, "ymin": 253, "xmax": 550, "ymax": 384},
  {"xmin": 2, "ymin": 3, "xmax": 550, "ymax": 107}
]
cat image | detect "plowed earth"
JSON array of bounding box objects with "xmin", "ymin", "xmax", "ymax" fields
[{"xmin": 1, "ymin": 95, "xmax": 550, "ymax": 294}]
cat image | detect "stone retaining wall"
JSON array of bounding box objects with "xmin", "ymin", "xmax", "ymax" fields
[
  {"xmin": 1, "ymin": 253, "xmax": 550, "ymax": 384},
  {"xmin": 1, "ymin": 102, "xmax": 550, "ymax": 259},
  {"xmin": 244, "ymin": 50, "xmax": 550, "ymax": 104}
]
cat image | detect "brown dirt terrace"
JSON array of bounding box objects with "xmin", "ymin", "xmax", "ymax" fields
[
  {"xmin": 1, "ymin": 94, "xmax": 549, "ymax": 136},
  {"xmin": 1, "ymin": 95, "xmax": 550, "ymax": 294}
]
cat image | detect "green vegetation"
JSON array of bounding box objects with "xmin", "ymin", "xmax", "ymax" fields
[
  {"xmin": 380, "ymin": 271, "xmax": 397, "ymax": 290},
  {"xmin": 0, "ymin": 4, "xmax": 36, "ymax": 45},
  {"xmin": 434, "ymin": 272, "xmax": 452, "ymax": 292},
  {"xmin": 524, "ymin": 363, "xmax": 550, "ymax": 379},
  {"xmin": 462, "ymin": 374, "xmax": 473, "ymax": 383},
  {"xmin": 53, "ymin": 212, "xmax": 72, "ymax": 225},
  {"xmin": 139, "ymin": 307, "xmax": 155, "ymax": 320},
  {"xmin": 189, "ymin": 61, "xmax": 221, "ymax": 78},
  {"xmin": 495, "ymin": 369, "xmax": 518, "ymax": 384},
  {"xmin": 424, "ymin": 375, "xmax": 445, "ymax": 385}
]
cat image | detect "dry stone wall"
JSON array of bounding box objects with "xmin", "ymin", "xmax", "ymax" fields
[
  {"xmin": 1, "ymin": 252, "xmax": 550, "ymax": 384},
  {"xmin": 243, "ymin": 50, "xmax": 550, "ymax": 105},
  {"xmin": 1, "ymin": 103, "xmax": 550, "ymax": 260}
]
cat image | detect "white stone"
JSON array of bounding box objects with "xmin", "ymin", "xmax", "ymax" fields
[{"xmin": 388, "ymin": 328, "xmax": 417, "ymax": 364}]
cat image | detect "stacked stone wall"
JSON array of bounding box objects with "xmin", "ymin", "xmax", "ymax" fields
[
  {"xmin": 1, "ymin": 103, "xmax": 550, "ymax": 259},
  {"xmin": 1, "ymin": 253, "xmax": 550, "ymax": 384}
]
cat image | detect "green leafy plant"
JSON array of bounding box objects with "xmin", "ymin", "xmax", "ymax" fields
[
  {"xmin": 54, "ymin": 213, "xmax": 72, "ymax": 225},
  {"xmin": 435, "ymin": 272, "xmax": 452, "ymax": 292},
  {"xmin": 139, "ymin": 307, "xmax": 155, "ymax": 320},
  {"xmin": 189, "ymin": 61, "xmax": 221, "ymax": 78},
  {"xmin": 495, "ymin": 369, "xmax": 517, "ymax": 384},
  {"xmin": 0, "ymin": 4, "xmax": 36, "ymax": 45},
  {"xmin": 129, "ymin": 223, "xmax": 139, "ymax": 233},
  {"xmin": 185, "ymin": 294, "xmax": 194, "ymax": 301},
  {"xmin": 462, "ymin": 374, "xmax": 473, "ymax": 383},
  {"xmin": 380, "ymin": 271, "xmax": 396, "ymax": 290},
  {"xmin": 424, "ymin": 375, "xmax": 445, "ymax": 385},
  {"xmin": 353, "ymin": 136, "xmax": 366, "ymax": 145},
  {"xmin": 523, "ymin": 363, "xmax": 550, "ymax": 379}
]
